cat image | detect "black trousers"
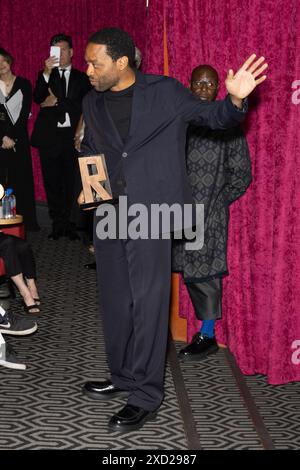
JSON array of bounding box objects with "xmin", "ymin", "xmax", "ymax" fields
[
  {"xmin": 39, "ymin": 129, "xmax": 78, "ymax": 230},
  {"xmin": 186, "ymin": 278, "xmax": 222, "ymax": 321},
  {"xmin": 0, "ymin": 233, "xmax": 36, "ymax": 278},
  {"xmin": 94, "ymin": 216, "xmax": 171, "ymax": 412}
]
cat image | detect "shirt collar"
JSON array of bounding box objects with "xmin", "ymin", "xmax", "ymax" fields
[{"xmin": 59, "ymin": 65, "xmax": 72, "ymax": 73}]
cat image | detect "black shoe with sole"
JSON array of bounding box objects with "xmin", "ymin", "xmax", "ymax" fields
[
  {"xmin": 0, "ymin": 343, "xmax": 26, "ymax": 370},
  {"xmin": 23, "ymin": 302, "xmax": 40, "ymax": 315},
  {"xmin": 178, "ymin": 333, "xmax": 219, "ymax": 361},
  {"xmin": 82, "ymin": 380, "xmax": 130, "ymax": 400},
  {"xmin": 48, "ymin": 229, "xmax": 63, "ymax": 240},
  {"xmin": 84, "ymin": 262, "xmax": 96, "ymax": 270},
  {"xmin": 0, "ymin": 311, "xmax": 37, "ymax": 336},
  {"xmin": 108, "ymin": 404, "xmax": 157, "ymax": 432},
  {"xmin": 65, "ymin": 228, "xmax": 80, "ymax": 241}
]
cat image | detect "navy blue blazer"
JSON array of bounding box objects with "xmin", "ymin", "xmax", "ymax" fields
[{"xmin": 81, "ymin": 71, "xmax": 247, "ymax": 208}]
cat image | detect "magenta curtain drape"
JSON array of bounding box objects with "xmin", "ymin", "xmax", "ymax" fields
[
  {"xmin": 1, "ymin": 0, "xmax": 299, "ymax": 384},
  {"xmin": 166, "ymin": 0, "xmax": 300, "ymax": 385},
  {"xmin": 0, "ymin": 0, "xmax": 148, "ymax": 200}
]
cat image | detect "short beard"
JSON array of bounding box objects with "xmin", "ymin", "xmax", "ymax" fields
[{"xmin": 96, "ymin": 75, "xmax": 119, "ymax": 92}]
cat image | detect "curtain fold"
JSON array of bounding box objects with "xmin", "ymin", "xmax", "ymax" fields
[
  {"xmin": 0, "ymin": 0, "xmax": 148, "ymax": 200},
  {"xmin": 168, "ymin": 0, "xmax": 300, "ymax": 384},
  {"xmin": 1, "ymin": 0, "xmax": 299, "ymax": 385}
]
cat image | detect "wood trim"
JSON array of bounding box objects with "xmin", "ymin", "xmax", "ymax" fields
[{"xmin": 169, "ymin": 273, "xmax": 187, "ymax": 341}]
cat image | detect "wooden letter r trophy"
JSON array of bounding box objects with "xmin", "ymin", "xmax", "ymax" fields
[{"xmin": 78, "ymin": 154, "xmax": 113, "ymax": 209}]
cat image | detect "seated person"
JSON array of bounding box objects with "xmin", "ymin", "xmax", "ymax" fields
[{"xmin": 0, "ymin": 232, "xmax": 40, "ymax": 313}]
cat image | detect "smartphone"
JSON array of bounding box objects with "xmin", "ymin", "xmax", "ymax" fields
[{"xmin": 50, "ymin": 46, "xmax": 61, "ymax": 65}]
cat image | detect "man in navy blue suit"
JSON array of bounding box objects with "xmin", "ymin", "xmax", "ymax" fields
[{"xmin": 80, "ymin": 28, "xmax": 267, "ymax": 432}]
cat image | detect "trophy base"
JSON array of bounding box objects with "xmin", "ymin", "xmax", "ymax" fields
[{"xmin": 80, "ymin": 198, "xmax": 118, "ymax": 210}]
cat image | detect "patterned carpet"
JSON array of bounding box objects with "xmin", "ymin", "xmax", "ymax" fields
[
  {"xmin": 0, "ymin": 228, "xmax": 299, "ymax": 450},
  {"xmin": 174, "ymin": 345, "xmax": 262, "ymax": 450},
  {"xmin": 245, "ymin": 375, "xmax": 300, "ymax": 450}
]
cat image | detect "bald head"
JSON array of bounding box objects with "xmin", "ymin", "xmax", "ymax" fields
[{"xmin": 190, "ymin": 65, "xmax": 219, "ymax": 102}]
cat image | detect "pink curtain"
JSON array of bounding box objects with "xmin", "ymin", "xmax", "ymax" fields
[
  {"xmin": 0, "ymin": 0, "xmax": 148, "ymax": 200},
  {"xmin": 1, "ymin": 0, "xmax": 299, "ymax": 385},
  {"xmin": 143, "ymin": 0, "xmax": 165, "ymax": 75},
  {"xmin": 167, "ymin": 0, "xmax": 300, "ymax": 385}
]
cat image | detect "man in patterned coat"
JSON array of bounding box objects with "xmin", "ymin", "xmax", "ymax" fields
[{"xmin": 173, "ymin": 65, "xmax": 252, "ymax": 360}]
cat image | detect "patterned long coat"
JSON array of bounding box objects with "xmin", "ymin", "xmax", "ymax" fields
[{"xmin": 172, "ymin": 125, "xmax": 252, "ymax": 282}]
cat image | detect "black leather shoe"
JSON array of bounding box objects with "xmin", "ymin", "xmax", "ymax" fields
[
  {"xmin": 178, "ymin": 333, "xmax": 219, "ymax": 361},
  {"xmin": 109, "ymin": 404, "xmax": 157, "ymax": 432},
  {"xmin": 84, "ymin": 262, "xmax": 96, "ymax": 270},
  {"xmin": 82, "ymin": 380, "xmax": 129, "ymax": 400},
  {"xmin": 48, "ymin": 230, "xmax": 62, "ymax": 240},
  {"xmin": 65, "ymin": 228, "xmax": 80, "ymax": 241}
]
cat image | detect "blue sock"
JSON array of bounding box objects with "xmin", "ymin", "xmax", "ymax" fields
[{"xmin": 200, "ymin": 320, "xmax": 215, "ymax": 338}]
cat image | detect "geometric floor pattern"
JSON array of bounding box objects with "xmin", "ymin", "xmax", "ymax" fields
[
  {"xmin": 174, "ymin": 344, "xmax": 263, "ymax": 450},
  {"xmin": 0, "ymin": 228, "xmax": 300, "ymax": 450},
  {"xmin": 245, "ymin": 375, "xmax": 300, "ymax": 450},
  {"xmin": 0, "ymin": 229, "xmax": 186, "ymax": 450}
]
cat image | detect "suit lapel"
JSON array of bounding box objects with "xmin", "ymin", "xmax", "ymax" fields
[
  {"xmin": 49, "ymin": 67, "xmax": 61, "ymax": 96},
  {"xmin": 50, "ymin": 67, "xmax": 74, "ymax": 99},
  {"xmin": 67, "ymin": 68, "xmax": 75, "ymax": 99},
  {"xmin": 125, "ymin": 71, "xmax": 147, "ymax": 150}
]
